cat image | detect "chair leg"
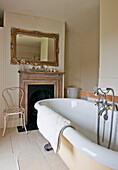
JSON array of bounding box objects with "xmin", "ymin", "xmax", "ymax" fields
[
  {"xmin": 21, "ymin": 114, "xmax": 23, "ymax": 128},
  {"xmin": 22, "ymin": 113, "xmax": 27, "ymax": 134},
  {"xmin": 2, "ymin": 115, "xmax": 7, "ymax": 136},
  {"xmin": 21, "ymin": 113, "xmax": 24, "ymax": 128}
]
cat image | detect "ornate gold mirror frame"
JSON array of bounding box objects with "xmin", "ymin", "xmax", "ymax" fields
[{"xmin": 11, "ymin": 27, "xmax": 59, "ymax": 66}]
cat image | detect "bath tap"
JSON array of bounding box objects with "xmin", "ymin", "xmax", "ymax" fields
[
  {"xmin": 95, "ymin": 100, "xmax": 103, "ymax": 106},
  {"xmin": 95, "ymin": 87, "xmax": 117, "ymax": 149},
  {"xmin": 98, "ymin": 103, "xmax": 118, "ymax": 116},
  {"xmin": 98, "ymin": 104, "xmax": 112, "ymax": 116}
]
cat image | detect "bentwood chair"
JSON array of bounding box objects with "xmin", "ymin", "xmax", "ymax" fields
[{"xmin": 2, "ymin": 87, "xmax": 27, "ymax": 136}]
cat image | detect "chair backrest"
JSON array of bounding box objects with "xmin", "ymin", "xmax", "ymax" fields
[{"xmin": 2, "ymin": 87, "xmax": 24, "ymax": 108}]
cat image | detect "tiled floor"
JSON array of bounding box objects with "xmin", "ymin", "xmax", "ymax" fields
[{"xmin": 0, "ymin": 128, "xmax": 69, "ymax": 170}]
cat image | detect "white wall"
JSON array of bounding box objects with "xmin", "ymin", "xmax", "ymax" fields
[
  {"xmin": 65, "ymin": 30, "xmax": 81, "ymax": 89},
  {"xmin": 99, "ymin": 0, "xmax": 118, "ymax": 95},
  {"xmin": 0, "ymin": 11, "xmax": 65, "ymax": 128},
  {"xmin": 65, "ymin": 24, "xmax": 99, "ymax": 92},
  {"xmin": 81, "ymin": 26, "xmax": 99, "ymax": 91},
  {"xmin": 0, "ymin": 28, "xmax": 6, "ymax": 127}
]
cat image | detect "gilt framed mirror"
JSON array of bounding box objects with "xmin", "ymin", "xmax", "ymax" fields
[{"xmin": 11, "ymin": 27, "xmax": 59, "ymax": 66}]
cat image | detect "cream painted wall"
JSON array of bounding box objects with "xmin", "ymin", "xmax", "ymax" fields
[
  {"xmin": 81, "ymin": 26, "xmax": 99, "ymax": 91},
  {"xmin": 99, "ymin": 0, "xmax": 118, "ymax": 95},
  {"xmin": 65, "ymin": 24, "xmax": 99, "ymax": 92},
  {"xmin": 0, "ymin": 28, "xmax": 6, "ymax": 127},
  {"xmin": 0, "ymin": 11, "xmax": 65, "ymax": 128},
  {"xmin": 65, "ymin": 30, "xmax": 81, "ymax": 89}
]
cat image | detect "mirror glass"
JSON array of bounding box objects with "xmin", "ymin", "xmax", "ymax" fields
[{"xmin": 11, "ymin": 28, "xmax": 59, "ymax": 66}]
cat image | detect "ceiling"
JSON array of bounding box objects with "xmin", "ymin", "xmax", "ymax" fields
[{"xmin": 0, "ymin": 0, "xmax": 99, "ymax": 32}]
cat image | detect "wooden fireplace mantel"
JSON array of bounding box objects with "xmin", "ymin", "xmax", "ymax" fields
[{"xmin": 19, "ymin": 70, "xmax": 64, "ymax": 121}]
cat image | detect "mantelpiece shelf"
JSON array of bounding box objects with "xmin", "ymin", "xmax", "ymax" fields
[{"xmin": 18, "ymin": 70, "xmax": 64, "ymax": 75}]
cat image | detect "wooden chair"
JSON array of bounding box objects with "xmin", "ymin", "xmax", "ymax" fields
[{"xmin": 2, "ymin": 87, "xmax": 27, "ymax": 136}]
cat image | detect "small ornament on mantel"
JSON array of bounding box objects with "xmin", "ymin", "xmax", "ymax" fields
[
  {"xmin": 48, "ymin": 66, "xmax": 57, "ymax": 72},
  {"xmin": 19, "ymin": 60, "xmax": 25, "ymax": 71},
  {"xmin": 18, "ymin": 60, "xmax": 30, "ymax": 72}
]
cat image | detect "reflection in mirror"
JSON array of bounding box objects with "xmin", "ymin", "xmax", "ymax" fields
[
  {"xmin": 16, "ymin": 34, "xmax": 55, "ymax": 62},
  {"xmin": 11, "ymin": 28, "xmax": 59, "ymax": 66}
]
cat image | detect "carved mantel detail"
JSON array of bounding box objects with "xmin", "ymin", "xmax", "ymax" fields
[{"xmin": 19, "ymin": 70, "xmax": 64, "ymax": 122}]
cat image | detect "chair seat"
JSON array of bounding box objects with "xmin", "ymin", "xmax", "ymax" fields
[{"xmin": 4, "ymin": 107, "xmax": 24, "ymax": 115}]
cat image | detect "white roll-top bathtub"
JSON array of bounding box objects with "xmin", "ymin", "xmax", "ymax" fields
[{"xmin": 35, "ymin": 98, "xmax": 118, "ymax": 170}]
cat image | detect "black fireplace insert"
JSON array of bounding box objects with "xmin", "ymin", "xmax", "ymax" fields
[{"xmin": 28, "ymin": 84, "xmax": 54, "ymax": 128}]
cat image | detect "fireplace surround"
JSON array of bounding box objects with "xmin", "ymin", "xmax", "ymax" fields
[{"xmin": 19, "ymin": 70, "xmax": 64, "ymax": 123}]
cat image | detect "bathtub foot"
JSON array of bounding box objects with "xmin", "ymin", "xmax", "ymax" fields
[{"xmin": 44, "ymin": 142, "xmax": 53, "ymax": 151}]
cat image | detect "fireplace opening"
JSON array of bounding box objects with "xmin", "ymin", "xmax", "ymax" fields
[{"xmin": 28, "ymin": 84, "xmax": 54, "ymax": 128}]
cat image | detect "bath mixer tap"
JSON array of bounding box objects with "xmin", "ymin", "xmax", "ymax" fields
[
  {"xmin": 95, "ymin": 100, "xmax": 103, "ymax": 106},
  {"xmin": 98, "ymin": 104, "xmax": 112, "ymax": 116},
  {"xmin": 95, "ymin": 87, "xmax": 116, "ymax": 149},
  {"xmin": 98, "ymin": 103, "xmax": 118, "ymax": 116}
]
